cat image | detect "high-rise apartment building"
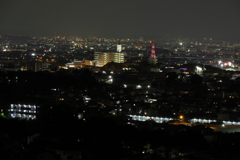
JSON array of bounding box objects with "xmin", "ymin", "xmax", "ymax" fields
[
  {"xmin": 117, "ymin": 39, "xmax": 122, "ymax": 52},
  {"xmin": 94, "ymin": 52, "xmax": 124, "ymax": 67},
  {"xmin": 117, "ymin": 44, "xmax": 122, "ymax": 52}
]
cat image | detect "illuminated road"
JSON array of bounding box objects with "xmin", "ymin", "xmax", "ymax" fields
[
  {"xmin": 128, "ymin": 114, "xmax": 240, "ymax": 132},
  {"xmin": 129, "ymin": 114, "xmax": 217, "ymax": 124}
]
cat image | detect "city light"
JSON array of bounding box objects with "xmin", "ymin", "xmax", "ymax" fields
[
  {"xmin": 196, "ymin": 66, "xmax": 202, "ymax": 74},
  {"xmin": 136, "ymin": 85, "xmax": 142, "ymax": 89},
  {"xmin": 1, "ymin": 0, "xmax": 240, "ymax": 156},
  {"xmin": 10, "ymin": 104, "xmax": 39, "ymax": 119}
]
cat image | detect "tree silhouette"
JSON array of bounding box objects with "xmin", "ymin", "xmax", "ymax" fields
[{"xmin": 191, "ymin": 74, "xmax": 203, "ymax": 85}]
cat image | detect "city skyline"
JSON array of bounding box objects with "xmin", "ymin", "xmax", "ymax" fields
[{"xmin": 1, "ymin": 0, "xmax": 240, "ymax": 40}]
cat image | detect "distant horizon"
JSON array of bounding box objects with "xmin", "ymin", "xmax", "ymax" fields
[{"xmin": 1, "ymin": 30, "xmax": 239, "ymax": 42}]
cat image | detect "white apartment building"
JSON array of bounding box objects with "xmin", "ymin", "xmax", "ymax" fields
[
  {"xmin": 94, "ymin": 52, "xmax": 124, "ymax": 67},
  {"xmin": 9, "ymin": 104, "xmax": 39, "ymax": 119}
]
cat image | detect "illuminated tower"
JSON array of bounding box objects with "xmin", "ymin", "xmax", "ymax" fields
[
  {"xmin": 148, "ymin": 41, "xmax": 158, "ymax": 65},
  {"xmin": 117, "ymin": 39, "xmax": 122, "ymax": 52}
]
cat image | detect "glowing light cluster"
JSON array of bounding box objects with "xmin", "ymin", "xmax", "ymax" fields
[
  {"xmin": 10, "ymin": 104, "xmax": 39, "ymax": 119},
  {"xmin": 189, "ymin": 118, "xmax": 216, "ymax": 123},
  {"xmin": 128, "ymin": 115, "xmax": 240, "ymax": 126},
  {"xmin": 129, "ymin": 115, "xmax": 173, "ymax": 123}
]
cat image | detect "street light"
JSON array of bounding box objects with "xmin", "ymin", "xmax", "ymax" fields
[{"xmin": 179, "ymin": 115, "xmax": 184, "ymax": 120}]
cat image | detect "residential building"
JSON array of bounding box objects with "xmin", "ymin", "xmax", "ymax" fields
[
  {"xmin": 94, "ymin": 52, "xmax": 124, "ymax": 67},
  {"xmin": 9, "ymin": 104, "xmax": 39, "ymax": 119}
]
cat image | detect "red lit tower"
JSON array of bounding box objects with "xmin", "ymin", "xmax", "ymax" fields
[
  {"xmin": 150, "ymin": 41, "xmax": 156, "ymax": 57},
  {"xmin": 148, "ymin": 41, "xmax": 158, "ymax": 65}
]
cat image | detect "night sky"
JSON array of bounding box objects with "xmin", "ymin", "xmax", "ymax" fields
[{"xmin": 1, "ymin": 0, "xmax": 240, "ymax": 40}]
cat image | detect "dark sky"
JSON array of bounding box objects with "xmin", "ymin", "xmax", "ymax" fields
[{"xmin": 1, "ymin": 0, "xmax": 240, "ymax": 40}]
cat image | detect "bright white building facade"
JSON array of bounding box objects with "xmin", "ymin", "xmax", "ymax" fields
[
  {"xmin": 94, "ymin": 52, "xmax": 124, "ymax": 67},
  {"xmin": 10, "ymin": 104, "xmax": 39, "ymax": 119}
]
